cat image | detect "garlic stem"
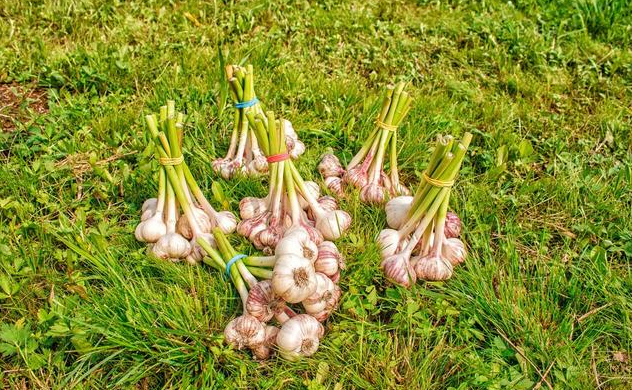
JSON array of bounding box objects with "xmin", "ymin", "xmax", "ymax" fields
[
  {"xmin": 288, "ymin": 162, "xmax": 325, "ymax": 218},
  {"xmin": 401, "ymin": 188, "xmax": 449, "ymax": 253},
  {"xmin": 165, "ymin": 180, "xmax": 177, "ymax": 233},
  {"xmin": 225, "ymin": 110, "xmax": 240, "ymax": 159},
  {"xmin": 243, "ymin": 256, "xmax": 276, "ymax": 267},
  {"xmin": 248, "ymin": 266, "xmax": 274, "ymax": 280},
  {"xmin": 155, "ymin": 168, "xmax": 167, "ymax": 216},
  {"xmin": 430, "ymin": 194, "xmax": 450, "ymax": 256}
]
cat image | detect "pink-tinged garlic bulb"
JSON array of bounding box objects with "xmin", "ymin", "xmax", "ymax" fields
[
  {"xmin": 329, "ymin": 270, "xmax": 340, "ymax": 284},
  {"xmin": 258, "ymin": 224, "xmax": 283, "ymax": 250},
  {"xmin": 176, "ymin": 207, "xmax": 212, "ymax": 239},
  {"xmin": 414, "ymin": 254, "xmax": 453, "ymax": 281},
  {"xmin": 239, "ymin": 197, "xmax": 268, "ymax": 220},
  {"xmin": 276, "ymin": 229, "xmax": 318, "ymax": 262},
  {"xmin": 219, "ymin": 161, "xmax": 236, "ymax": 180},
  {"xmin": 302, "ymin": 273, "xmax": 341, "ymax": 320},
  {"xmin": 385, "ymin": 196, "xmax": 413, "ymax": 230},
  {"xmin": 298, "ymin": 181, "xmax": 321, "ymax": 209},
  {"xmin": 276, "ymin": 314, "xmax": 324, "ymax": 361},
  {"xmin": 224, "ymin": 314, "xmax": 266, "ymax": 350},
  {"xmin": 318, "ymin": 154, "xmax": 345, "ymax": 178},
  {"xmin": 314, "ymin": 241, "xmax": 343, "ymax": 277},
  {"xmin": 324, "ymin": 176, "xmax": 344, "ymax": 196},
  {"xmin": 381, "ymin": 252, "xmax": 417, "ymax": 288},
  {"xmin": 441, "ymin": 237, "xmax": 466, "ymax": 265},
  {"xmin": 360, "ymin": 183, "xmax": 385, "ymax": 204},
  {"xmin": 444, "ymin": 211, "xmax": 462, "ymax": 238},
  {"xmin": 272, "ymin": 254, "xmax": 317, "ymax": 303},
  {"xmin": 151, "ymin": 232, "xmax": 191, "ymax": 261},
  {"xmin": 250, "ymin": 155, "xmax": 268, "ymax": 173},
  {"xmin": 306, "ymin": 195, "xmax": 337, "ymax": 222},
  {"xmin": 344, "ymin": 166, "xmax": 368, "ymax": 188},
  {"xmin": 246, "ymin": 280, "xmax": 287, "ymax": 322},
  {"xmin": 314, "ymin": 209, "xmax": 352, "ymax": 241},
  {"xmin": 252, "ymin": 325, "xmax": 280, "ymax": 360},
  {"xmin": 186, "ymin": 233, "xmax": 216, "ymax": 264}
]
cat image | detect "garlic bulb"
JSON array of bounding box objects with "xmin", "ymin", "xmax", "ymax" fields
[
  {"xmin": 246, "ymin": 280, "xmax": 286, "ymax": 322},
  {"xmin": 258, "ymin": 225, "xmax": 283, "ymax": 249},
  {"xmin": 289, "ymin": 140, "xmax": 306, "ymax": 159},
  {"xmin": 377, "ymin": 229, "xmax": 402, "ymax": 259},
  {"xmin": 314, "ymin": 210, "xmax": 352, "ymax": 241},
  {"xmin": 276, "ymin": 314, "xmax": 324, "ymax": 361},
  {"xmin": 314, "ymin": 241, "xmax": 342, "ymax": 277},
  {"xmin": 239, "ymin": 197, "xmax": 268, "ymax": 220},
  {"xmin": 344, "ymin": 166, "xmax": 368, "ymax": 188},
  {"xmin": 135, "ymin": 214, "xmax": 167, "ymax": 243},
  {"xmin": 318, "ymin": 154, "xmax": 345, "ymax": 178},
  {"xmin": 250, "ymin": 155, "xmax": 268, "ymax": 173},
  {"xmin": 252, "ymin": 325, "xmax": 279, "ymax": 360},
  {"xmin": 276, "ymin": 230, "xmax": 318, "ymax": 262},
  {"xmin": 298, "ymin": 181, "xmax": 320, "ymax": 210},
  {"xmin": 272, "ymin": 254, "xmax": 317, "ymax": 303},
  {"xmin": 381, "ymin": 253, "xmax": 417, "ymax": 288},
  {"xmin": 141, "ymin": 198, "xmax": 158, "ymax": 213},
  {"xmin": 441, "ymin": 237, "xmax": 466, "ymax": 265},
  {"xmin": 414, "ymin": 254, "xmax": 453, "ymax": 281},
  {"xmin": 324, "ymin": 176, "xmax": 344, "ymax": 196},
  {"xmin": 186, "ymin": 233, "xmax": 216, "ymax": 264},
  {"xmin": 151, "ymin": 232, "xmax": 191, "ymax": 261},
  {"xmin": 302, "ymin": 272, "xmax": 341, "ymax": 319},
  {"xmin": 224, "ymin": 314, "xmax": 266, "ymax": 350},
  {"xmin": 444, "ymin": 211, "xmax": 462, "ymax": 238},
  {"xmin": 360, "ymin": 183, "xmax": 385, "ymax": 204},
  {"xmin": 176, "ymin": 207, "xmax": 212, "ymax": 239},
  {"xmin": 214, "ymin": 210, "xmax": 237, "ymax": 234},
  {"xmin": 385, "ymin": 196, "xmax": 413, "ymax": 230},
  {"xmin": 140, "ymin": 207, "xmax": 155, "ymax": 222}
]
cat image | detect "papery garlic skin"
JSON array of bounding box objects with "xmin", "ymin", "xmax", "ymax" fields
[
  {"xmin": 315, "ymin": 210, "xmax": 352, "ymax": 241},
  {"xmin": 276, "ymin": 314, "xmax": 324, "ymax": 361},
  {"xmin": 344, "ymin": 166, "xmax": 368, "ymax": 188},
  {"xmin": 444, "ymin": 211, "xmax": 462, "ymax": 238},
  {"xmin": 176, "ymin": 207, "xmax": 212, "ymax": 239},
  {"xmin": 276, "ymin": 231, "xmax": 318, "ymax": 262},
  {"xmin": 140, "ymin": 207, "xmax": 155, "ymax": 222},
  {"xmin": 318, "ymin": 154, "xmax": 345, "ymax": 178},
  {"xmin": 252, "ymin": 325, "xmax": 279, "ymax": 360},
  {"xmin": 246, "ymin": 280, "xmax": 286, "ymax": 322},
  {"xmin": 381, "ymin": 253, "xmax": 417, "ymax": 288},
  {"xmin": 272, "ymin": 254, "xmax": 317, "ymax": 303},
  {"xmin": 214, "ymin": 211, "xmax": 237, "ymax": 234},
  {"xmin": 385, "ymin": 196, "xmax": 413, "ymax": 230},
  {"xmin": 441, "ymin": 237, "xmax": 466, "ymax": 265},
  {"xmin": 414, "ymin": 254, "xmax": 453, "ymax": 281},
  {"xmin": 135, "ymin": 215, "xmax": 167, "ymax": 243},
  {"xmin": 224, "ymin": 314, "xmax": 266, "ymax": 350}
]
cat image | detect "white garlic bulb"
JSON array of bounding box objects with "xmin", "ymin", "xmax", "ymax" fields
[
  {"xmin": 314, "ymin": 209, "xmax": 352, "ymax": 241},
  {"xmin": 276, "ymin": 314, "xmax": 324, "ymax": 361},
  {"xmin": 176, "ymin": 207, "xmax": 212, "ymax": 239},
  {"xmin": 442, "ymin": 237, "xmax": 466, "ymax": 265},
  {"xmin": 224, "ymin": 314, "xmax": 266, "ymax": 350},
  {"xmin": 272, "ymin": 254, "xmax": 317, "ymax": 303},
  {"xmin": 141, "ymin": 198, "xmax": 158, "ymax": 213},
  {"xmin": 151, "ymin": 232, "xmax": 191, "ymax": 261},
  {"xmin": 135, "ymin": 214, "xmax": 167, "ymax": 243},
  {"xmin": 213, "ymin": 211, "xmax": 237, "ymax": 234},
  {"xmin": 385, "ymin": 196, "xmax": 413, "ymax": 230},
  {"xmin": 302, "ymin": 272, "xmax": 341, "ymax": 320},
  {"xmin": 276, "ymin": 229, "xmax": 318, "ymax": 262}
]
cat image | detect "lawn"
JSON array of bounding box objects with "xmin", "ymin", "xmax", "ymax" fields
[{"xmin": 1, "ymin": 0, "xmax": 631, "ymax": 388}]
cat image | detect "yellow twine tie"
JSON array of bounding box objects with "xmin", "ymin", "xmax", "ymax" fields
[
  {"xmin": 423, "ymin": 172, "xmax": 454, "ymax": 187},
  {"xmin": 376, "ymin": 119, "xmax": 398, "ymax": 132},
  {"xmin": 159, "ymin": 156, "xmax": 184, "ymax": 166}
]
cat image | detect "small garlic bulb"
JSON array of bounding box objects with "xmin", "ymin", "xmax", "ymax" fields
[
  {"xmin": 318, "ymin": 154, "xmax": 345, "ymax": 178},
  {"xmin": 151, "ymin": 232, "xmax": 191, "ymax": 261},
  {"xmin": 239, "ymin": 197, "xmax": 268, "ymax": 220},
  {"xmin": 444, "ymin": 211, "xmax": 462, "ymax": 238},
  {"xmin": 246, "ymin": 280, "xmax": 286, "ymax": 322},
  {"xmin": 252, "ymin": 325, "xmax": 279, "ymax": 360},
  {"xmin": 224, "ymin": 314, "xmax": 266, "ymax": 350},
  {"xmin": 344, "ymin": 166, "xmax": 368, "ymax": 188},
  {"xmin": 276, "ymin": 229, "xmax": 318, "ymax": 262},
  {"xmin": 441, "ymin": 237, "xmax": 466, "ymax": 265},
  {"xmin": 176, "ymin": 207, "xmax": 212, "ymax": 239},
  {"xmin": 414, "ymin": 254, "xmax": 453, "ymax": 281},
  {"xmin": 314, "ymin": 241, "xmax": 343, "ymax": 277},
  {"xmin": 315, "ymin": 210, "xmax": 352, "ymax": 241},
  {"xmin": 213, "ymin": 211, "xmax": 237, "ymax": 234},
  {"xmin": 135, "ymin": 214, "xmax": 167, "ymax": 243},
  {"xmin": 289, "ymin": 140, "xmax": 306, "ymax": 159},
  {"xmin": 302, "ymin": 272, "xmax": 341, "ymax": 320},
  {"xmin": 360, "ymin": 183, "xmax": 385, "ymax": 204},
  {"xmin": 381, "ymin": 252, "xmax": 416, "ymax": 288},
  {"xmin": 276, "ymin": 314, "xmax": 324, "ymax": 361},
  {"xmin": 324, "ymin": 176, "xmax": 344, "ymax": 196},
  {"xmin": 385, "ymin": 196, "xmax": 413, "ymax": 230},
  {"xmin": 298, "ymin": 181, "xmax": 321, "ymax": 210},
  {"xmin": 272, "ymin": 254, "xmax": 317, "ymax": 303},
  {"xmin": 377, "ymin": 229, "xmax": 402, "ymax": 259}
]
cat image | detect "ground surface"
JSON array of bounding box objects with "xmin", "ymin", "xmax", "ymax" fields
[{"xmin": 1, "ymin": 0, "xmax": 631, "ymax": 389}]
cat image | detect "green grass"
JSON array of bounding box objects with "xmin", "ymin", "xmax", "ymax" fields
[{"xmin": 1, "ymin": 0, "xmax": 631, "ymax": 388}]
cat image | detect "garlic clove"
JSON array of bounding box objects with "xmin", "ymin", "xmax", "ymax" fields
[
  {"xmin": 272, "ymin": 254, "xmax": 317, "ymax": 303},
  {"xmin": 276, "ymin": 314, "xmax": 324, "ymax": 361},
  {"xmin": 414, "ymin": 254, "xmax": 453, "ymax": 281},
  {"xmin": 385, "ymin": 196, "xmax": 413, "ymax": 230},
  {"xmin": 224, "ymin": 314, "xmax": 266, "ymax": 350},
  {"xmin": 441, "ymin": 237, "xmax": 466, "ymax": 266}
]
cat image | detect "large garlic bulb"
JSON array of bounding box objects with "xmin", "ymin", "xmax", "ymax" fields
[
  {"xmin": 276, "ymin": 314, "xmax": 324, "ymax": 361},
  {"xmin": 276, "ymin": 229, "xmax": 318, "ymax": 262},
  {"xmin": 442, "ymin": 237, "xmax": 466, "ymax": 265},
  {"xmin": 385, "ymin": 196, "xmax": 413, "ymax": 230},
  {"xmin": 414, "ymin": 254, "xmax": 453, "ymax": 281},
  {"xmin": 224, "ymin": 314, "xmax": 266, "ymax": 350},
  {"xmin": 272, "ymin": 254, "xmax": 317, "ymax": 303},
  {"xmin": 302, "ymin": 273, "xmax": 341, "ymax": 320},
  {"xmin": 381, "ymin": 252, "xmax": 416, "ymax": 288}
]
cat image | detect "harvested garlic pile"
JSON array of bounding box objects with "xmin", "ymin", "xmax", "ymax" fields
[
  {"xmin": 319, "ymin": 81, "xmax": 413, "ymax": 203},
  {"xmin": 212, "ymin": 64, "xmax": 305, "ymax": 178},
  {"xmin": 135, "ymin": 101, "xmax": 236, "ymax": 263},
  {"xmin": 378, "ymin": 133, "xmax": 471, "ymax": 287}
]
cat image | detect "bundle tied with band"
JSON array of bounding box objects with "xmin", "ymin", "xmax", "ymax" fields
[
  {"xmin": 134, "ymin": 100, "xmax": 237, "ymax": 264},
  {"xmin": 212, "ymin": 64, "xmax": 305, "ymax": 179},
  {"xmin": 378, "ymin": 132, "xmax": 472, "ymax": 288},
  {"xmin": 317, "ymin": 80, "xmax": 413, "ymax": 203}
]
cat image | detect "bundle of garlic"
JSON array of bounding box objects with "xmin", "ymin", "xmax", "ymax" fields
[
  {"xmin": 236, "ymin": 110, "xmax": 352, "ymax": 253},
  {"xmin": 318, "ymin": 81, "xmax": 412, "ymax": 203},
  {"xmin": 212, "ymin": 64, "xmax": 305, "ymax": 179},
  {"xmin": 135, "ymin": 101, "xmax": 237, "ymax": 264},
  {"xmin": 378, "ymin": 133, "xmax": 471, "ymax": 288},
  {"xmin": 196, "ymin": 228, "xmax": 345, "ymax": 360}
]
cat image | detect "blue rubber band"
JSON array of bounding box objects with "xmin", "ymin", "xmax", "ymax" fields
[
  {"xmin": 234, "ymin": 97, "xmax": 259, "ymax": 109},
  {"xmin": 225, "ymin": 254, "xmax": 247, "ymax": 278}
]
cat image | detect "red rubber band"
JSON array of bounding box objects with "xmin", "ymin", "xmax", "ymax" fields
[{"xmin": 267, "ymin": 152, "xmax": 290, "ymax": 163}]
